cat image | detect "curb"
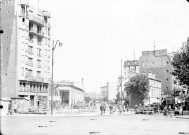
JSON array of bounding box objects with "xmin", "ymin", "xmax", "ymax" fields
[{"xmin": 176, "ymin": 116, "xmax": 189, "ymax": 119}]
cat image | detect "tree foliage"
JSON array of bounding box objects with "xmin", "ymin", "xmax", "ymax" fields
[
  {"xmin": 171, "ymin": 45, "xmax": 189, "ymax": 87},
  {"xmin": 124, "ymin": 74, "xmax": 149, "ymax": 104},
  {"xmin": 84, "ymin": 96, "xmax": 91, "ymax": 103}
]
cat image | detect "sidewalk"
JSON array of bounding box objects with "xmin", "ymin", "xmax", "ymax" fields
[
  {"xmin": 175, "ymin": 111, "xmax": 189, "ymax": 119},
  {"xmin": 1, "ymin": 109, "xmax": 135, "ymax": 117}
]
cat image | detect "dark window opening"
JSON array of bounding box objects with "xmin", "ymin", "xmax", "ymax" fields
[{"xmin": 22, "ymin": 18, "xmax": 25, "ymax": 23}]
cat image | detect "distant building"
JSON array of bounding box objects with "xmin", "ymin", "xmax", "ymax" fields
[
  {"xmin": 54, "ymin": 81, "xmax": 85, "ymax": 107},
  {"xmin": 139, "ymin": 49, "xmax": 172, "ymax": 95},
  {"xmin": 101, "ymin": 82, "xmax": 117, "ymax": 102},
  {"xmin": 123, "ymin": 60, "xmax": 139, "ymax": 81},
  {"xmin": 85, "ymin": 92, "xmax": 99, "ymax": 100},
  {"xmin": 101, "ymin": 85, "xmax": 108, "ymax": 102},
  {"xmin": 0, "ymin": 0, "xmax": 51, "ymax": 114}
]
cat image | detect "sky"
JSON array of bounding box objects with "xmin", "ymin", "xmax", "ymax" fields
[{"xmin": 30, "ymin": 0, "xmax": 189, "ymax": 93}]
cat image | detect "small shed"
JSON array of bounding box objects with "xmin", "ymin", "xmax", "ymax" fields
[{"xmin": 11, "ymin": 97, "xmax": 29, "ymax": 113}]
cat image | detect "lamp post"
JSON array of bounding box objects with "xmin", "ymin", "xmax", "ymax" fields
[{"xmin": 51, "ymin": 40, "xmax": 63, "ymax": 115}]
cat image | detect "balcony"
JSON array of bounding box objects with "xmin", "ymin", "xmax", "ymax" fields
[
  {"xmin": 19, "ymin": 0, "xmax": 29, "ymax": 6},
  {"xmin": 29, "ymin": 14, "xmax": 44, "ymax": 26},
  {"xmin": 29, "ymin": 28, "xmax": 44, "ymax": 38},
  {"xmin": 25, "ymin": 75, "xmax": 44, "ymax": 82}
]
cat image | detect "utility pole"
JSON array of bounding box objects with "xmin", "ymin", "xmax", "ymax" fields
[{"xmin": 120, "ymin": 58, "xmax": 123, "ymax": 102}]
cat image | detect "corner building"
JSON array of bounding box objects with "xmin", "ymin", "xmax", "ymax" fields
[
  {"xmin": 139, "ymin": 49, "xmax": 172, "ymax": 95},
  {"xmin": 1, "ymin": 0, "xmax": 51, "ymax": 111}
]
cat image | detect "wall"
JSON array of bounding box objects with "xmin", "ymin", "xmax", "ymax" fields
[
  {"xmin": 1, "ymin": 0, "xmax": 18, "ymax": 99},
  {"xmin": 139, "ymin": 50, "xmax": 172, "ymax": 94}
]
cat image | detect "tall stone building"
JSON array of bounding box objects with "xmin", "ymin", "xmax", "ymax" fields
[
  {"xmin": 0, "ymin": 0, "xmax": 51, "ymax": 113},
  {"xmin": 139, "ymin": 49, "xmax": 172, "ymax": 95}
]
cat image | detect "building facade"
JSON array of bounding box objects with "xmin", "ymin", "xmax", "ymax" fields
[
  {"xmin": 139, "ymin": 49, "xmax": 172, "ymax": 95},
  {"xmin": 0, "ymin": 0, "xmax": 51, "ymax": 113},
  {"xmin": 54, "ymin": 81, "xmax": 85, "ymax": 107},
  {"xmin": 123, "ymin": 60, "xmax": 139, "ymax": 81},
  {"xmin": 144, "ymin": 72, "xmax": 161, "ymax": 105},
  {"xmin": 101, "ymin": 82, "xmax": 117, "ymax": 102}
]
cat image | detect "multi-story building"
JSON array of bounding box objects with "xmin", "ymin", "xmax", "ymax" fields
[
  {"xmin": 0, "ymin": 0, "xmax": 51, "ymax": 113},
  {"xmin": 123, "ymin": 60, "xmax": 139, "ymax": 81},
  {"xmin": 139, "ymin": 49, "xmax": 172, "ymax": 95},
  {"xmin": 100, "ymin": 85, "xmax": 108, "ymax": 102},
  {"xmin": 101, "ymin": 82, "xmax": 117, "ymax": 102},
  {"xmin": 144, "ymin": 72, "xmax": 161, "ymax": 105}
]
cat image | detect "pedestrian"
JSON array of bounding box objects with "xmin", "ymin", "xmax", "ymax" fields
[
  {"xmin": 126, "ymin": 104, "xmax": 129, "ymax": 112},
  {"xmin": 103, "ymin": 104, "xmax": 106, "ymax": 114},
  {"xmin": 164, "ymin": 106, "xmax": 172, "ymax": 118},
  {"xmin": 13, "ymin": 101, "xmax": 18, "ymax": 114},
  {"xmin": 109, "ymin": 104, "xmax": 113, "ymax": 114},
  {"xmin": 100, "ymin": 104, "xmax": 104, "ymax": 115},
  {"xmin": 118, "ymin": 104, "xmax": 122, "ymax": 114},
  {"xmin": 174, "ymin": 105, "xmax": 179, "ymax": 116},
  {"xmin": 7, "ymin": 101, "xmax": 12, "ymax": 115}
]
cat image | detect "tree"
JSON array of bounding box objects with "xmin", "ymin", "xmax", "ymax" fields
[
  {"xmin": 171, "ymin": 45, "xmax": 189, "ymax": 87},
  {"xmin": 124, "ymin": 74, "xmax": 149, "ymax": 106},
  {"xmin": 84, "ymin": 96, "xmax": 91, "ymax": 103}
]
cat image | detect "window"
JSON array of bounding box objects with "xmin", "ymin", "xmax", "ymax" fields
[
  {"xmin": 29, "ymin": 23, "xmax": 33, "ymax": 31},
  {"xmin": 48, "ymin": 28, "xmax": 50, "ymax": 36},
  {"xmin": 37, "ymin": 37, "xmax": 42, "ymax": 45},
  {"xmin": 22, "ymin": 18, "xmax": 25, "ymax": 24},
  {"xmin": 37, "ymin": 48, "xmax": 42, "ymax": 57},
  {"xmin": 21, "ymin": 5, "xmax": 25, "ymax": 14},
  {"xmin": 28, "ymin": 58, "xmax": 33, "ymax": 66},
  {"xmin": 37, "ymin": 71, "xmax": 41, "ymax": 77},
  {"xmin": 166, "ymin": 61, "xmax": 169, "ymax": 64},
  {"xmin": 37, "ymin": 60, "xmax": 41, "ymax": 68},
  {"xmin": 37, "ymin": 26, "xmax": 41, "ymax": 34},
  {"xmin": 48, "ymin": 39, "xmax": 50, "ymax": 47},
  {"xmin": 28, "ymin": 46, "xmax": 33, "ymax": 55},
  {"xmin": 166, "ymin": 78, "xmax": 169, "ymax": 81},
  {"xmin": 29, "ymin": 34, "xmax": 33, "ymax": 43},
  {"xmin": 28, "ymin": 69, "xmax": 33, "ymax": 77},
  {"xmin": 21, "ymin": 67, "xmax": 24, "ymax": 76}
]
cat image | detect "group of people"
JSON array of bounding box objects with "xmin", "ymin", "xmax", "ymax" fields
[
  {"xmin": 163, "ymin": 104, "xmax": 184, "ymax": 117},
  {"xmin": 100, "ymin": 102, "xmax": 130, "ymax": 115}
]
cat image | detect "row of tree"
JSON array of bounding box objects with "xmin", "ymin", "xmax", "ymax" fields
[{"xmin": 124, "ymin": 42, "xmax": 189, "ymax": 106}]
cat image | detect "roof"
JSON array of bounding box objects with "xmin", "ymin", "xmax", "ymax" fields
[{"xmin": 57, "ymin": 83, "xmax": 84, "ymax": 93}]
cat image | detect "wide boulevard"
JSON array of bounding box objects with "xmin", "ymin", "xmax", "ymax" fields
[{"xmin": 1, "ymin": 111, "xmax": 189, "ymax": 135}]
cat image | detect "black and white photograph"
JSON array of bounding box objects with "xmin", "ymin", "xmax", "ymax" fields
[{"xmin": 0, "ymin": 0, "xmax": 189, "ymax": 134}]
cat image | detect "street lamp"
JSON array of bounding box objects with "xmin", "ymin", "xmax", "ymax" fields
[{"xmin": 51, "ymin": 40, "xmax": 63, "ymax": 115}]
